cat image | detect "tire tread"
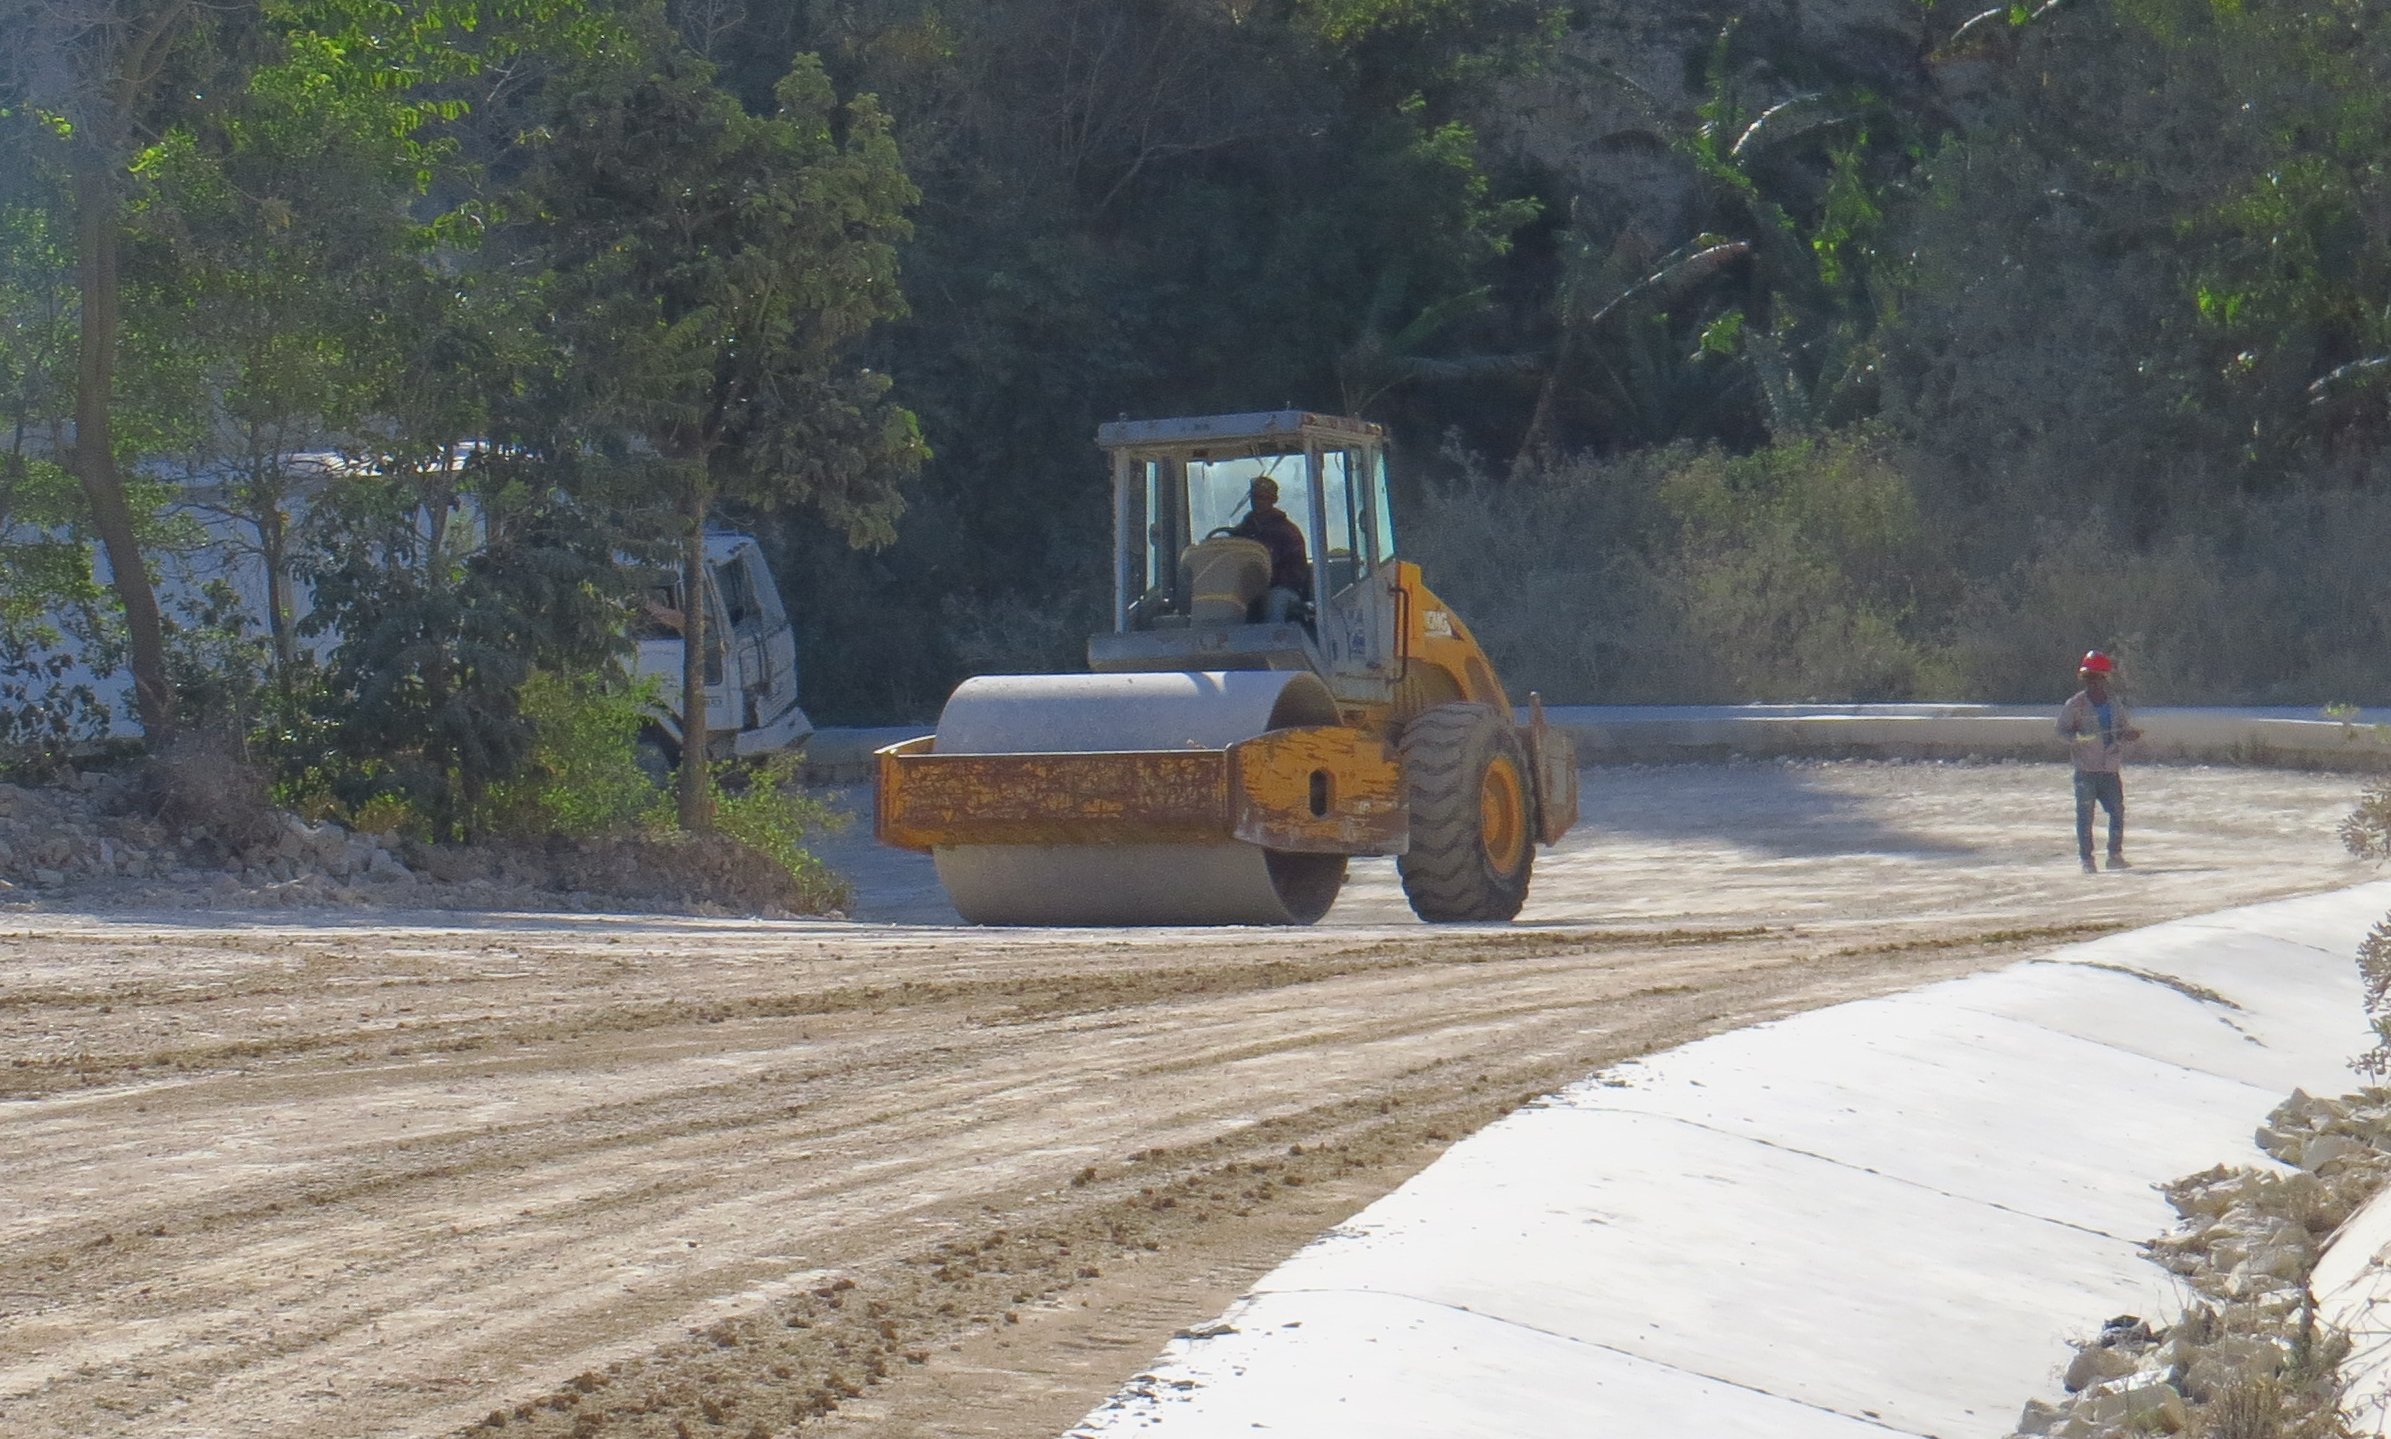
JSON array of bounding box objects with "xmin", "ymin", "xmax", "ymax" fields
[{"xmin": 1396, "ymin": 703, "xmax": 1532, "ymax": 923}]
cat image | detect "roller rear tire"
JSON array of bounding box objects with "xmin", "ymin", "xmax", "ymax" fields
[{"xmin": 1397, "ymin": 703, "xmax": 1533, "ymax": 923}]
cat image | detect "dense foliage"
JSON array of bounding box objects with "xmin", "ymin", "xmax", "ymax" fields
[
  {"xmin": 7, "ymin": 0, "xmax": 2391, "ymax": 806},
  {"xmin": 746, "ymin": 0, "xmax": 2391, "ymax": 715}
]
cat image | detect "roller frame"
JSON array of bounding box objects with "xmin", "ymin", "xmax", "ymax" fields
[{"xmin": 875, "ymin": 724, "xmax": 1407, "ymax": 856}]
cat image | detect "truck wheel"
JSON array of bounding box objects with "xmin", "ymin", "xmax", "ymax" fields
[
  {"xmin": 634, "ymin": 729, "xmax": 678, "ymax": 790},
  {"xmin": 1397, "ymin": 703, "xmax": 1533, "ymax": 923}
]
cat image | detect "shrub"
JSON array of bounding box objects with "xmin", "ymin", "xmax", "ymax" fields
[
  {"xmin": 711, "ymin": 753, "xmax": 854, "ymax": 915},
  {"xmin": 1411, "ymin": 431, "xmax": 1956, "ymax": 703},
  {"xmin": 1421, "ymin": 428, "xmax": 2391, "ymax": 707},
  {"xmin": 124, "ymin": 735, "xmax": 284, "ymax": 861},
  {"xmin": 473, "ymin": 673, "xmax": 665, "ymax": 840},
  {"xmin": 161, "ymin": 579, "xmax": 274, "ymax": 750},
  {"xmin": 476, "ymin": 675, "xmax": 855, "ymax": 912},
  {"xmin": 1658, "ymin": 430, "xmax": 1959, "ymax": 702},
  {"xmin": 0, "ymin": 620, "xmax": 114, "ymax": 780},
  {"xmin": 295, "ymin": 461, "xmax": 639, "ymax": 840},
  {"xmin": 1406, "ymin": 444, "xmax": 1693, "ymax": 702}
]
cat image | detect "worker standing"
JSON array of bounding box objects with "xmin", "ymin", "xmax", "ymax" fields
[{"xmin": 2058, "ymin": 650, "xmax": 2143, "ymax": 873}]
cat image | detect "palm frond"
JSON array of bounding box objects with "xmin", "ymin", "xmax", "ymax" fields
[{"xmin": 1578, "ymin": 239, "xmax": 1753, "ymax": 333}]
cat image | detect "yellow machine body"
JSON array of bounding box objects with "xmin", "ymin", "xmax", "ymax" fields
[
  {"xmin": 876, "ymin": 723, "xmax": 1407, "ymax": 854},
  {"xmin": 877, "ymin": 411, "xmax": 1576, "ymax": 925}
]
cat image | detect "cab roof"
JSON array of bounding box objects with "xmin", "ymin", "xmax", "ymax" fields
[{"xmin": 1095, "ymin": 411, "xmax": 1383, "ymax": 454}]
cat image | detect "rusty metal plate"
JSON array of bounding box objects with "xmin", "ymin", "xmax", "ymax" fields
[
  {"xmin": 1229, "ymin": 726, "xmax": 1408, "ymax": 856},
  {"xmin": 878, "ymin": 748, "xmax": 1231, "ymax": 851}
]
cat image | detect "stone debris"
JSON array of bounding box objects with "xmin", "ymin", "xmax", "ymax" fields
[
  {"xmin": 2009, "ymin": 1088, "xmax": 2391, "ymax": 1439},
  {"xmin": 0, "ymin": 767, "xmax": 827, "ymax": 916}
]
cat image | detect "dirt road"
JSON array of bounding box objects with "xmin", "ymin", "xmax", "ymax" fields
[{"xmin": 1, "ymin": 760, "xmax": 2375, "ymax": 1439}]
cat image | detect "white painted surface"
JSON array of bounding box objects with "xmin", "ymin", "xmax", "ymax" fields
[
  {"xmin": 1070, "ymin": 883, "xmax": 2391, "ymax": 1439},
  {"xmin": 2316, "ymin": 1135, "xmax": 2391, "ymax": 1436}
]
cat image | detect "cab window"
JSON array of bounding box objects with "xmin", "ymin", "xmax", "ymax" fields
[
  {"xmin": 1369, "ymin": 450, "xmax": 1398, "ymax": 562},
  {"xmin": 1183, "ymin": 453, "xmax": 1316, "ymax": 557},
  {"xmin": 1318, "ymin": 448, "xmax": 1367, "ymax": 595}
]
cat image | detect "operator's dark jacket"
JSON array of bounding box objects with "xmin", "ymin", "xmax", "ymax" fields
[{"xmin": 1231, "ymin": 503, "xmax": 1310, "ymax": 596}]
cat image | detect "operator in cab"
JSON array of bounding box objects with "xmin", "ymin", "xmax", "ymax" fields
[{"xmin": 1231, "ymin": 474, "xmax": 1310, "ymax": 624}]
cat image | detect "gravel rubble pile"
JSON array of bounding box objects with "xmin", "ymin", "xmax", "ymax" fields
[
  {"xmin": 2012, "ymin": 1088, "xmax": 2391, "ymax": 1438},
  {"xmin": 0, "ymin": 770, "xmax": 418, "ymax": 903},
  {"xmin": 0, "ymin": 769, "xmax": 828, "ymax": 915}
]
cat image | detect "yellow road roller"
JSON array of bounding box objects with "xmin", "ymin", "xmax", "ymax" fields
[{"xmin": 876, "ymin": 411, "xmax": 1576, "ymax": 924}]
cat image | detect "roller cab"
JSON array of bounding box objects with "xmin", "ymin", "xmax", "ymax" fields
[{"xmin": 877, "ymin": 411, "xmax": 1577, "ymax": 927}]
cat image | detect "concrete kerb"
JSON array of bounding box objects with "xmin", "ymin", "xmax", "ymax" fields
[
  {"xmin": 1066, "ymin": 882, "xmax": 2391, "ymax": 1439},
  {"xmin": 1550, "ymin": 705, "xmax": 2391, "ymax": 771},
  {"xmin": 801, "ymin": 704, "xmax": 2391, "ymax": 782},
  {"xmin": 801, "ymin": 725, "xmax": 933, "ymax": 782}
]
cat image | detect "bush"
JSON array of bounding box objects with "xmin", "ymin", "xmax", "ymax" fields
[
  {"xmin": 473, "ymin": 673, "xmax": 665, "ymax": 840},
  {"xmin": 1407, "ymin": 444, "xmax": 1694, "ymax": 702},
  {"xmin": 1418, "ymin": 428, "xmax": 2391, "ymax": 707},
  {"xmin": 1411, "ymin": 431, "xmax": 1956, "ymax": 703},
  {"xmin": 481, "ymin": 677, "xmax": 854, "ymax": 912},
  {"xmin": 124, "ymin": 735, "xmax": 284, "ymax": 861},
  {"xmin": 713, "ymin": 753, "xmax": 854, "ymax": 914},
  {"xmin": 270, "ymin": 671, "xmax": 853, "ymax": 913},
  {"xmin": 1945, "ymin": 487, "xmax": 2391, "ymax": 705},
  {"xmin": 162, "ymin": 579, "xmax": 274, "ymax": 750},
  {"xmin": 0, "ymin": 620, "xmax": 114, "ymax": 780},
  {"xmin": 1657, "ymin": 431, "xmax": 1960, "ymax": 701}
]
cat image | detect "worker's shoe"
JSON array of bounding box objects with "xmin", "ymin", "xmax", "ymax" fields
[
  {"xmin": 2107, "ymin": 853, "xmax": 2132, "ymax": 870},
  {"xmin": 2081, "ymin": 856, "xmax": 2099, "ymax": 874}
]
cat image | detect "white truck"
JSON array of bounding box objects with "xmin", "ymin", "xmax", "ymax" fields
[
  {"xmin": 36, "ymin": 457, "xmax": 814, "ymax": 765},
  {"xmin": 628, "ymin": 531, "xmax": 813, "ymax": 776}
]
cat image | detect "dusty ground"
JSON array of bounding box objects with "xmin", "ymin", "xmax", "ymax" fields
[{"xmin": 0, "ymin": 759, "xmax": 2376, "ymax": 1439}]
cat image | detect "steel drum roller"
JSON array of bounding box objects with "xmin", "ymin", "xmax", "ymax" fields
[{"xmin": 929, "ymin": 671, "xmax": 1349, "ymax": 925}]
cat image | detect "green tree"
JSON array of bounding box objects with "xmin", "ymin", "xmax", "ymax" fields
[
  {"xmin": 524, "ymin": 30, "xmax": 925, "ymax": 827},
  {"xmin": 295, "ymin": 452, "xmax": 639, "ymax": 839},
  {"xmin": 0, "ymin": 0, "xmax": 614, "ymax": 744},
  {"xmin": 0, "ymin": 156, "xmax": 87, "ymax": 629},
  {"xmin": 1883, "ymin": 0, "xmax": 2391, "ymax": 543},
  {"xmin": 128, "ymin": 32, "xmax": 438, "ymax": 688},
  {"xmin": 1517, "ymin": 23, "xmax": 1906, "ymax": 461},
  {"xmin": 693, "ymin": 0, "xmax": 1559, "ymax": 719},
  {"xmin": 0, "ymin": 143, "xmax": 186, "ymax": 755},
  {"xmin": 0, "ymin": 0, "xmax": 215, "ymax": 738}
]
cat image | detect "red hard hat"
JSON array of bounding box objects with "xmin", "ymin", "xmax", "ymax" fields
[{"xmin": 2079, "ymin": 650, "xmax": 2114, "ymax": 674}]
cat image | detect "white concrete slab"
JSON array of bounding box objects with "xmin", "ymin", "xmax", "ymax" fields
[
  {"xmin": 2315, "ymin": 1186, "xmax": 2391, "ymax": 1437},
  {"xmin": 1078, "ymin": 1290, "xmax": 1899, "ymax": 1437},
  {"xmin": 1071, "ymin": 882, "xmax": 2391, "ymax": 1439}
]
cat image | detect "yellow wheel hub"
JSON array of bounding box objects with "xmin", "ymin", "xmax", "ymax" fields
[{"xmin": 1479, "ymin": 755, "xmax": 1528, "ymax": 875}]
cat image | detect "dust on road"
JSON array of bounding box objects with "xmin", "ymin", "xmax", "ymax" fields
[{"xmin": 0, "ymin": 760, "xmax": 2372, "ymax": 1439}]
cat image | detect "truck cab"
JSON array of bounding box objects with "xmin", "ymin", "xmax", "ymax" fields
[{"xmin": 631, "ymin": 531, "xmax": 812, "ymax": 761}]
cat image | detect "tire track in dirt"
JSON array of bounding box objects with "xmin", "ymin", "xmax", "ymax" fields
[
  {"xmin": 0, "ymin": 761, "xmax": 2374, "ymax": 1439},
  {"xmin": 0, "ymin": 919, "xmax": 2129, "ymax": 1439}
]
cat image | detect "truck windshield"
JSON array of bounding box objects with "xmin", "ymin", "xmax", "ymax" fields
[{"xmin": 1186, "ymin": 453, "xmax": 1313, "ymax": 553}]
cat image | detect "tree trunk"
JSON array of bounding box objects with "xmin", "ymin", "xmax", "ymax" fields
[
  {"xmin": 676, "ymin": 486, "xmax": 713, "ymax": 832},
  {"xmin": 261, "ymin": 501, "xmax": 297, "ymax": 677},
  {"xmin": 259, "ymin": 498, "xmax": 298, "ymax": 759},
  {"xmin": 71, "ymin": 148, "xmax": 176, "ymax": 742}
]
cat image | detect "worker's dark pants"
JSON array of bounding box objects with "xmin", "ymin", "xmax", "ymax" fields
[{"xmin": 2075, "ymin": 770, "xmax": 2125, "ymax": 860}]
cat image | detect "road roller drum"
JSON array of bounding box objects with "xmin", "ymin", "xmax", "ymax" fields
[{"xmin": 877, "ymin": 671, "xmax": 1405, "ymax": 926}]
